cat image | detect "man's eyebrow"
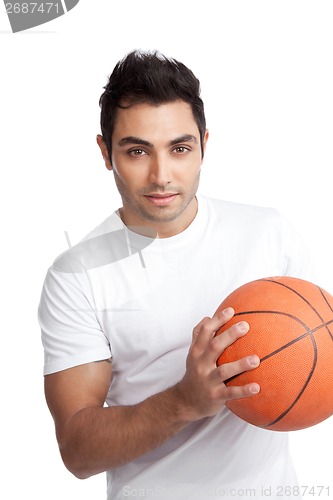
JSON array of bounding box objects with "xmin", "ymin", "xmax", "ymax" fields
[
  {"xmin": 169, "ymin": 134, "xmax": 198, "ymax": 146},
  {"xmin": 118, "ymin": 134, "xmax": 198, "ymax": 148},
  {"xmin": 118, "ymin": 136, "xmax": 153, "ymax": 147}
]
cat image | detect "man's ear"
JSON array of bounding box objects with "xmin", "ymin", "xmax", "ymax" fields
[
  {"xmin": 96, "ymin": 134, "xmax": 112, "ymax": 171},
  {"xmin": 203, "ymin": 130, "xmax": 209, "ymax": 151},
  {"xmin": 201, "ymin": 129, "xmax": 209, "ymax": 162}
]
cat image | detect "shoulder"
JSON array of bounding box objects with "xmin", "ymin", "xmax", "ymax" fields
[
  {"xmin": 198, "ymin": 194, "xmax": 281, "ymax": 226},
  {"xmin": 51, "ymin": 212, "xmax": 124, "ymax": 274}
]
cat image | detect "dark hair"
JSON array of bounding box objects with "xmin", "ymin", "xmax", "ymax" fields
[{"xmin": 99, "ymin": 50, "xmax": 206, "ymax": 159}]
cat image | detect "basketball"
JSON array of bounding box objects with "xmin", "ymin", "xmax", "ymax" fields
[{"xmin": 215, "ymin": 276, "xmax": 333, "ymax": 431}]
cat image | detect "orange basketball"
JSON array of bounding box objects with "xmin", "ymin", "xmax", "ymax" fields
[{"xmin": 215, "ymin": 276, "xmax": 333, "ymax": 431}]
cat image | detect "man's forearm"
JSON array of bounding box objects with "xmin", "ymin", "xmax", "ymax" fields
[
  {"xmin": 57, "ymin": 311, "xmax": 259, "ymax": 480},
  {"xmin": 59, "ymin": 384, "xmax": 191, "ymax": 479}
]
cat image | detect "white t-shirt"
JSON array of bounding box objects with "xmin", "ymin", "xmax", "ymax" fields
[{"xmin": 38, "ymin": 195, "xmax": 313, "ymax": 499}]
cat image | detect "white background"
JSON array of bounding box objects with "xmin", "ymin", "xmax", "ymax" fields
[{"xmin": 1, "ymin": 1, "xmax": 332, "ymax": 498}]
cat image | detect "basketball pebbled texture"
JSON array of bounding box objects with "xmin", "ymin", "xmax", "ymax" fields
[{"xmin": 215, "ymin": 276, "xmax": 333, "ymax": 431}]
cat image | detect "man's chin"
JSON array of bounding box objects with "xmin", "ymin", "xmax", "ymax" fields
[{"xmin": 138, "ymin": 208, "xmax": 181, "ymax": 224}]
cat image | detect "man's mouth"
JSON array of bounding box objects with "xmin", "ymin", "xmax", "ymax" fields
[{"xmin": 144, "ymin": 193, "xmax": 179, "ymax": 206}]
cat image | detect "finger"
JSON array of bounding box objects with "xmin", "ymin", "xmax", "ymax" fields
[
  {"xmin": 216, "ymin": 319, "xmax": 249, "ymax": 350},
  {"xmin": 192, "ymin": 316, "xmax": 211, "ymax": 340},
  {"xmin": 212, "ymin": 307, "xmax": 235, "ymax": 329},
  {"xmin": 192, "ymin": 308, "xmax": 235, "ymax": 349},
  {"xmin": 215, "ymin": 354, "xmax": 260, "ymax": 383},
  {"xmin": 201, "ymin": 319, "xmax": 249, "ymax": 364},
  {"xmin": 223, "ymin": 382, "xmax": 261, "ymax": 401}
]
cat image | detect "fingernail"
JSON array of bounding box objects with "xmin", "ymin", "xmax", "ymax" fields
[
  {"xmin": 248, "ymin": 355, "xmax": 260, "ymax": 367},
  {"xmin": 236, "ymin": 321, "xmax": 249, "ymax": 333},
  {"xmin": 223, "ymin": 307, "xmax": 234, "ymax": 317},
  {"xmin": 250, "ymin": 383, "xmax": 260, "ymax": 394}
]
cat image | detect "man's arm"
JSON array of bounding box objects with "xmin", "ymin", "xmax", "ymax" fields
[{"xmin": 44, "ymin": 307, "xmax": 260, "ymax": 479}]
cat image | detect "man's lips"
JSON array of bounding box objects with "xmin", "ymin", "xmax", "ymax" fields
[
  {"xmin": 144, "ymin": 193, "xmax": 179, "ymax": 206},
  {"xmin": 145, "ymin": 193, "xmax": 178, "ymax": 198}
]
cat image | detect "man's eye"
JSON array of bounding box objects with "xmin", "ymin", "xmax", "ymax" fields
[
  {"xmin": 129, "ymin": 149, "xmax": 146, "ymax": 156},
  {"xmin": 173, "ymin": 146, "xmax": 189, "ymax": 154}
]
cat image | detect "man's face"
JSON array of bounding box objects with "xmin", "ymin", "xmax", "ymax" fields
[{"xmin": 98, "ymin": 100, "xmax": 208, "ymax": 237}]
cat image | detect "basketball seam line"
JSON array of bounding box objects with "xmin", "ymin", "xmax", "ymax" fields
[
  {"xmin": 257, "ymin": 279, "xmax": 333, "ymax": 427},
  {"xmin": 261, "ymin": 279, "xmax": 333, "ymax": 342},
  {"xmin": 266, "ymin": 330, "xmax": 318, "ymax": 428},
  {"xmin": 226, "ymin": 306, "xmax": 333, "ymax": 427}
]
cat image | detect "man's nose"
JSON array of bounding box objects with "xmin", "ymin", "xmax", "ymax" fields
[{"xmin": 148, "ymin": 154, "xmax": 172, "ymax": 185}]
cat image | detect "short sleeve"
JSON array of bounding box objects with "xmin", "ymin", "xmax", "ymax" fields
[{"xmin": 38, "ymin": 266, "xmax": 111, "ymax": 375}]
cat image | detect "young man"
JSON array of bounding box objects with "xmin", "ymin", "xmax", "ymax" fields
[{"xmin": 38, "ymin": 51, "xmax": 313, "ymax": 499}]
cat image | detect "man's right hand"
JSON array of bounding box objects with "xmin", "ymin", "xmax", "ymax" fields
[{"xmin": 175, "ymin": 307, "xmax": 260, "ymax": 422}]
